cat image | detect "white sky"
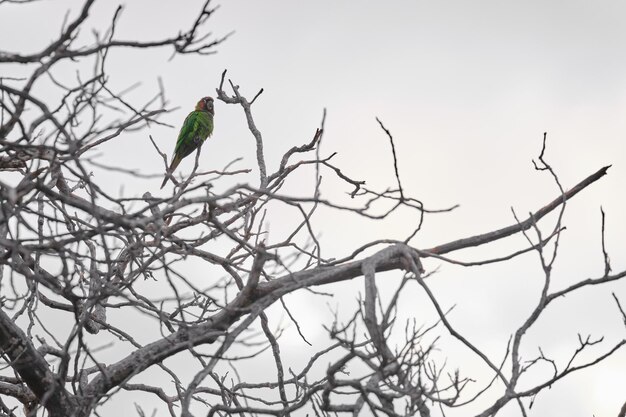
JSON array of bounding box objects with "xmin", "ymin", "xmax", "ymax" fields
[{"xmin": 1, "ymin": 1, "xmax": 625, "ymax": 416}]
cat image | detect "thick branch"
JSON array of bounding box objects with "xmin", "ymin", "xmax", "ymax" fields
[
  {"xmin": 0, "ymin": 308, "xmax": 76, "ymax": 416},
  {"xmin": 78, "ymin": 166, "xmax": 609, "ymax": 405}
]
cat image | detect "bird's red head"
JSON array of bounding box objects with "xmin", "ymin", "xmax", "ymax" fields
[{"xmin": 196, "ymin": 96, "xmax": 214, "ymax": 114}]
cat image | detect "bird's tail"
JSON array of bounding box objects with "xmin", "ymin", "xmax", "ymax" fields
[{"xmin": 160, "ymin": 154, "xmax": 182, "ymax": 189}]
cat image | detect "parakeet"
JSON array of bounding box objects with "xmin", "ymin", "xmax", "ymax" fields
[{"xmin": 160, "ymin": 96, "xmax": 214, "ymax": 188}]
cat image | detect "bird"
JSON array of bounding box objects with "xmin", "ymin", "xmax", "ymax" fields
[{"xmin": 160, "ymin": 96, "xmax": 214, "ymax": 189}]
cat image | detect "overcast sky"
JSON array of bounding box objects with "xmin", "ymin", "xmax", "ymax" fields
[{"xmin": 1, "ymin": 1, "xmax": 625, "ymax": 416}]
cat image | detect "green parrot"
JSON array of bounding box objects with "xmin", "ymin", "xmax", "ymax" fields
[{"xmin": 160, "ymin": 96, "xmax": 214, "ymax": 188}]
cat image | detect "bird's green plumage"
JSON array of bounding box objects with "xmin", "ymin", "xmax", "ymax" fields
[
  {"xmin": 161, "ymin": 97, "xmax": 214, "ymax": 189},
  {"xmin": 174, "ymin": 110, "xmax": 213, "ymax": 159}
]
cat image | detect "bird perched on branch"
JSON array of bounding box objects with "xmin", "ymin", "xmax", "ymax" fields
[{"xmin": 161, "ymin": 96, "xmax": 214, "ymax": 188}]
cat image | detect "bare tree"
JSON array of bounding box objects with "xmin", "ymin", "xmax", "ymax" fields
[{"xmin": 1, "ymin": 1, "xmax": 624, "ymax": 417}]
